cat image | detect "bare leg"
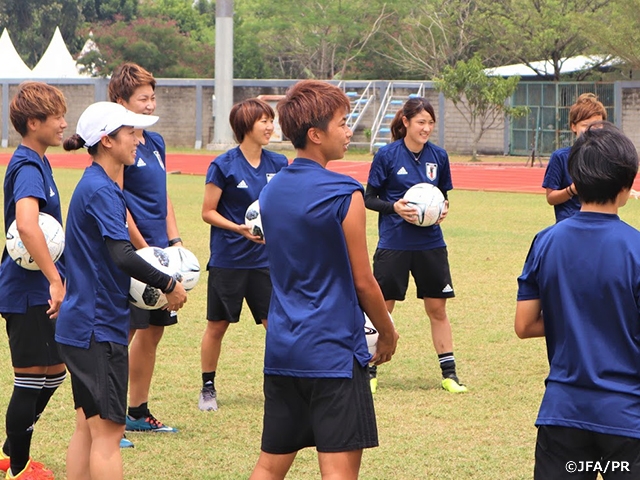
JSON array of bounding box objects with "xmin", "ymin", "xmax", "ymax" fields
[
  {"xmin": 65, "ymin": 409, "xmax": 92, "ymax": 480},
  {"xmin": 86, "ymin": 416, "xmax": 125, "ymax": 480},
  {"xmin": 250, "ymin": 451, "xmax": 297, "ymax": 480},
  {"xmin": 318, "ymin": 450, "xmax": 363, "ymax": 480},
  {"xmin": 128, "ymin": 325, "xmax": 164, "ymax": 408},
  {"xmin": 423, "ymin": 297, "xmax": 453, "ymax": 354},
  {"xmin": 200, "ymin": 321, "xmax": 230, "ymax": 373}
]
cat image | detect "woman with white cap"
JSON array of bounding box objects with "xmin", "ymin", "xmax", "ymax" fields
[{"xmin": 55, "ymin": 102, "xmax": 187, "ymax": 480}]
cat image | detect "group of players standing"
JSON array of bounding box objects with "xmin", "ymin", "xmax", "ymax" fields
[{"xmin": 0, "ymin": 67, "xmax": 464, "ymax": 479}]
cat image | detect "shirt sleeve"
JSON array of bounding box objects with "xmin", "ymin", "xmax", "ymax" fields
[
  {"xmin": 438, "ymin": 151, "xmax": 454, "ymax": 193},
  {"xmin": 13, "ymin": 165, "xmax": 47, "ymax": 203},
  {"xmin": 542, "ymin": 151, "xmax": 564, "ymax": 190},
  {"xmin": 517, "ymin": 235, "xmax": 541, "ymax": 301},
  {"xmin": 86, "ymin": 186, "xmax": 130, "ymax": 242},
  {"xmin": 205, "ymin": 160, "xmax": 226, "ymax": 189},
  {"xmin": 367, "ymin": 150, "xmax": 389, "ymax": 190}
]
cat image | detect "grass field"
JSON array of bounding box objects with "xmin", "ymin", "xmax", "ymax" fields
[{"xmin": 0, "ymin": 166, "xmax": 634, "ymax": 479}]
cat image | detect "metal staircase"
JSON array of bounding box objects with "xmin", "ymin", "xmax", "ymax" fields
[{"xmin": 369, "ymin": 82, "xmax": 425, "ymax": 152}]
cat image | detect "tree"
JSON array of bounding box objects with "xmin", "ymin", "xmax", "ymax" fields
[
  {"xmin": 138, "ymin": 0, "xmax": 214, "ymax": 43},
  {"xmin": 587, "ymin": 0, "xmax": 640, "ymax": 70},
  {"xmin": 476, "ymin": 0, "xmax": 613, "ymax": 80},
  {"xmin": 435, "ymin": 55, "xmax": 527, "ymax": 161},
  {"xmin": 378, "ymin": 0, "xmax": 481, "ymax": 79},
  {"xmin": 77, "ymin": 17, "xmax": 214, "ymax": 78},
  {"xmin": 81, "ymin": 0, "xmax": 138, "ymax": 22},
  {"xmin": 238, "ymin": 0, "xmax": 391, "ymax": 79}
]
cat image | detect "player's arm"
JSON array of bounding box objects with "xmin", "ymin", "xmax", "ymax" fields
[
  {"xmin": 514, "ymin": 299, "xmax": 545, "ymax": 338},
  {"xmin": 364, "ymin": 184, "xmax": 416, "ymax": 223},
  {"xmin": 343, "ymin": 191, "xmax": 398, "ymax": 365},
  {"xmin": 105, "ymin": 238, "xmax": 187, "ymax": 311},
  {"xmin": 545, "ymin": 185, "xmax": 577, "ymax": 206},
  {"xmin": 202, "ymin": 182, "xmax": 263, "ymax": 244},
  {"xmin": 15, "ymin": 197, "xmax": 65, "ymax": 318},
  {"xmin": 165, "ymin": 193, "xmax": 182, "ymax": 246}
]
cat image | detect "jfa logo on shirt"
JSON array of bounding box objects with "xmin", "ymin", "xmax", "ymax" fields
[
  {"xmin": 426, "ymin": 163, "xmax": 437, "ymax": 181},
  {"xmin": 266, "ymin": 173, "xmax": 275, "ymax": 183}
]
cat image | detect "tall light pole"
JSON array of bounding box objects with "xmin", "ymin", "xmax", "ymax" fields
[{"xmin": 212, "ymin": 0, "xmax": 234, "ymax": 148}]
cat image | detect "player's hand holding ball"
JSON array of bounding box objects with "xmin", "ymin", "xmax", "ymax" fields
[
  {"xmin": 165, "ymin": 277, "xmax": 187, "ymax": 312},
  {"xmin": 435, "ymin": 200, "xmax": 449, "ymax": 225},
  {"xmin": 393, "ymin": 198, "xmax": 419, "ymax": 224}
]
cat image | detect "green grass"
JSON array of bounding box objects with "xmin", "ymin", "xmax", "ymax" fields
[{"xmin": 2, "ymin": 167, "xmax": 638, "ymax": 479}]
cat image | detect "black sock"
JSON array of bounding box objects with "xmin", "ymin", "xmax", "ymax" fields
[
  {"xmin": 202, "ymin": 371, "xmax": 215, "ymax": 389},
  {"xmin": 438, "ymin": 352, "xmax": 457, "ymax": 381},
  {"xmin": 34, "ymin": 370, "xmax": 66, "ymax": 424},
  {"xmin": 6, "ymin": 374, "xmax": 45, "ymax": 474},
  {"xmin": 127, "ymin": 402, "xmax": 149, "ymax": 420}
]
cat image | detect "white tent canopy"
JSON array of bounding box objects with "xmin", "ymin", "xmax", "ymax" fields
[
  {"xmin": 0, "ymin": 28, "xmax": 32, "ymax": 78},
  {"xmin": 31, "ymin": 26, "xmax": 88, "ymax": 78}
]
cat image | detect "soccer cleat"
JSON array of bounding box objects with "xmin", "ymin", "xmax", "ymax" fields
[
  {"xmin": 441, "ymin": 377, "xmax": 468, "ymax": 393},
  {"xmin": 119, "ymin": 435, "xmax": 134, "ymax": 449},
  {"xmin": 368, "ymin": 365, "xmax": 378, "ymax": 394},
  {"xmin": 0, "ymin": 455, "xmax": 52, "ymax": 479},
  {"xmin": 198, "ymin": 386, "xmax": 218, "ymax": 412},
  {"xmin": 5, "ymin": 459, "xmax": 54, "ymax": 479},
  {"xmin": 125, "ymin": 413, "xmax": 178, "ymax": 433}
]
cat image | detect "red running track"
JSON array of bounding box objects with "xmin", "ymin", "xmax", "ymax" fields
[{"xmin": 4, "ymin": 152, "xmax": 639, "ymax": 194}]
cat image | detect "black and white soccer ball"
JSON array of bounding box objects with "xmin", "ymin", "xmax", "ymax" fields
[
  {"xmin": 164, "ymin": 246, "xmax": 200, "ymax": 291},
  {"xmin": 402, "ymin": 183, "xmax": 446, "ymax": 227},
  {"xmin": 6, "ymin": 212, "xmax": 65, "ymax": 271},
  {"xmin": 244, "ymin": 199, "xmax": 263, "ymax": 239},
  {"xmin": 129, "ymin": 247, "xmax": 181, "ymax": 310}
]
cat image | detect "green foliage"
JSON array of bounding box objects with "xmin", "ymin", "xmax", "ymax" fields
[
  {"xmin": 138, "ymin": 0, "xmax": 214, "ymax": 43},
  {"xmin": 436, "ymin": 55, "xmax": 528, "ymax": 160},
  {"xmin": 81, "ymin": 0, "xmax": 138, "ymax": 21},
  {"xmin": 77, "ymin": 17, "xmax": 214, "ymax": 78},
  {"xmin": 476, "ymin": 0, "xmax": 614, "ymax": 80}
]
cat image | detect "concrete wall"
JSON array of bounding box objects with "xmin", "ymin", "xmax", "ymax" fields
[{"xmin": 1, "ymin": 79, "xmax": 638, "ymax": 155}]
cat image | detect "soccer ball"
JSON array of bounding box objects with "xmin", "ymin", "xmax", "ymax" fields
[
  {"xmin": 164, "ymin": 246, "xmax": 200, "ymax": 291},
  {"xmin": 129, "ymin": 247, "xmax": 180, "ymax": 310},
  {"xmin": 402, "ymin": 183, "xmax": 446, "ymax": 227},
  {"xmin": 6, "ymin": 213, "xmax": 65, "ymax": 271},
  {"xmin": 244, "ymin": 199, "xmax": 263, "ymax": 239},
  {"xmin": 363, "ymin": 312, "xmax": 394, "ymax": 357}
]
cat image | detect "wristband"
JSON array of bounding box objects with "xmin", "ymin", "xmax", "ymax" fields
[
  {"xmin": 566, "ymin": 186, "xmax": 573, "ymax": 198},
  {"xmin": 168, "ymin": 237, "xmax": 182, "ymax": 246},
  {"xmin": 162, "ymin": 276, "xmax": 177, "ymax": 294}
]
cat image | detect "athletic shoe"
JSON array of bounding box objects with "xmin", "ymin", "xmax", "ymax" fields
[
  {"xmin": 125, "ymin": 413, "xmax": 178, "ymax": 433},
  {"xmin": 441, "ymin": 377, "xmax": 468, "ymax": 393},
  {"xmin": 119, "ymin": 435, "xmax": 134, "ymax": 449},
  {"xmin": 4, "ymin": 459, "xmax": 54, "ymax": 479},
  {"xmin": 198, "ymin": 386, "xmax": 218, "ymax": 412},
  {"xmin": 368, "ymin": 365, "xmax": 378, "ymax": 394},
  {"xmin": 0, "ymin": 455, "xmax": 52, "ymax": 479}
]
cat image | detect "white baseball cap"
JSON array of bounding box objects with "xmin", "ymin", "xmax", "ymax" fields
[{"xmin": 77, "ymin": 101, "xmax": 159, "ymax": 148}]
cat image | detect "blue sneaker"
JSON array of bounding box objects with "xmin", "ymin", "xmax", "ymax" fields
[
  {"xmin": 120, "ymin": 435, "xmax": 134, "ymax": 448},
  {"xmin": 125, "ymin": 413, "xmax": 178, "ymax": 433}
]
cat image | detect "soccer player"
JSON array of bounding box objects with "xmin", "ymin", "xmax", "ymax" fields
[
  {"xmin": 516, "ymin": 122, "xmax": 640, "ymax": 479},
  {"xmin": 198, "ymin": 98, "xmax": 288, "ymax": 412},
  {"xmin": 108, "ymin": 63, "xmax": 182, "ymax": 437},
  {"xmin": 365, "ymin": 97, "xmax": 466, "ymax": 394},
  {"xmin": 0, "ymin": 82, "xmax": 68, "ymax": 479},
  {"xmin": 249, "ymin": 80, "xmax": 398, "ymax": 480},
  {"xmin": 542, "ymin": 93, "xmax": 607, "ymax": 223},
  {"xmin": 56, "ymin": 102, "xmax": 187, "ymax": 480}
]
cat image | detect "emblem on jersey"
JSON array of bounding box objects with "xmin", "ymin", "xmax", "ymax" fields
[
  {"xmin": 49, "ymin": 187, "xmax": 55, "ymax": 197},
  {"xmin": 426, "ymin": 163, "xmax": 437, "ymax": 181},
  {"xmin": 397, "ymin": 166, "xmax": 408, "ymax": 175},
  {"xmin": 237, "ymin": 180, "xmax": 248, "ymax": 189},
  {"xmin": 136, "ymin": 158, "xmax": 147, "ymax": 167},
  {"xmin": 153, "ymin": 150, "xmax": 165, "ymax": 171},
  {"xmin": 266, "ymin": 173, "xmax": 275, "ymax": 183}
]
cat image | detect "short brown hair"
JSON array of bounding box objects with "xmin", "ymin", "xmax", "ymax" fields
[
  {"xmin": 277, "ymin": 80, "xmax": 351, "ymax": 149},
  {"xmin": 108, "ymin": 62, "xmax": 156, "ymax": 103},
  {"xmin": 229, "ymin": 99, "xmax": 275, "ymax": 143},
  {"xmin": 10, "ymin": 82, "xmax": 67, "ymax": 137},
  {"xmin": 569, "ymin": 93, "xmax": 607, "ymax": 127}
]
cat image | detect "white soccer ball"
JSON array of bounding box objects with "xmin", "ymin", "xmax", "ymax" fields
[
  {"xmin": 129, "ymin": 247, "xmax": 180, "ymax": 310},
  {"xmin": 364, "ymin": 312, "xmax": 394, "ymax": 357},
  {"xmin": 244, "ymin": 199, "xmax": 263, "ymax": 239},
  {"xmin": 402, "ymin": 183, "xmax": 446, "ymax": 227},
  {"xmin": 6, "ymin": 212, "xmax": 65, "ymax": 271},
  {"xmin": 164, "ymin": 246, "xmax": 200, "ymax": 291}
]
